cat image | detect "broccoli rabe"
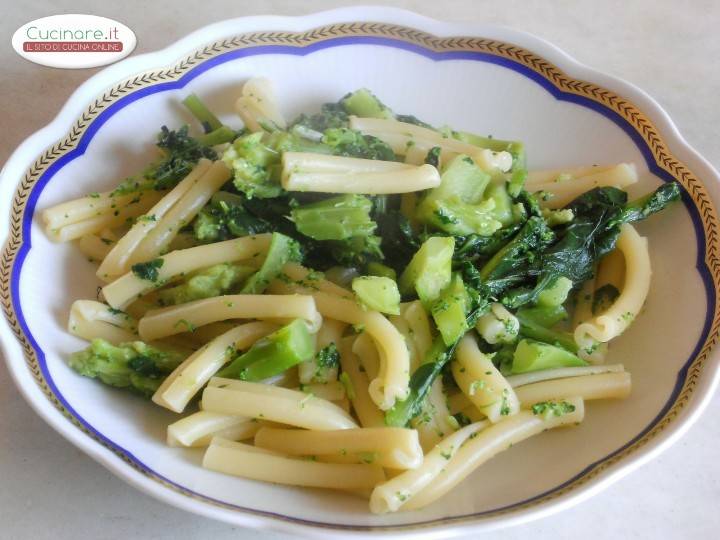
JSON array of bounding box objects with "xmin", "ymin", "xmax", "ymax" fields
[
  {"xmin": 292, "ymin": 195, "xmax": 377, "ymax": 241},
  {"xmin": 112, "ymin": 126, "xmax": 217, "ymax": 195},
  {"xmin": 341, "ymin": 88, "xmax": 395, "ymax": 119},
  {"xmin": 158, "ymin": 263, "xmax": 254, "ymax": 305},
  {"xmin": 69, "ymin": 339, "xmax": 184, "ymax": 397},
  {"xmin": 222, "ymin": 132, "xmax": 281, "ymax": 199},
  {"xmin": 322, "ymin": 128, "xmax": 397, "ymax": 161},
  {"xmin": 241, "ymin": 232, "xmax": 302, "ymax": 294},
  {"xmin": 193, "ymin": 192, "xmax": 271, "ymax": 242},
  {"xmin": 218, "ymin": 319, "xmax": 314, "ymax": 381},
  {"xmin": 416, "ymin": 155, "xmax": 504, "ymax": 236}
]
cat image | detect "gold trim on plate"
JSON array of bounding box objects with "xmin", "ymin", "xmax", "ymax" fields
[{"xmin": 1, "ymin": 22, "xmax": 718, "ymax": 530}]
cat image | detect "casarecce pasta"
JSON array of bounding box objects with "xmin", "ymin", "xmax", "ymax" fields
[{"xmin": 48, "ymin": 79, "xmax": 680, "ymax": 513}]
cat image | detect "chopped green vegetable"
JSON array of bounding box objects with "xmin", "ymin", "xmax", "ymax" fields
[
  {"xmin": 193, "ymin": 191, "xmax": 271, "ymax": 243},
  {"xmin": 341, "ymin": 88, "xmax": 394, "ymax": 119},
  {"xmin": 536, "ymin": 276, "xmax": 573, "ymax": 307},
  {"xmin": 322, "ymin": 128, "xmax": 396, "ymax": 161},
  {"xmin": 217, "ymin": 319, "xmax": 314, "ymax": 381},
  {"xmin": 292, "ymin": 195, "xmax": 376, "ymax": 241},
  {"xmin": 511, "ymin": 339, "xmax": 587, "ymax": 374},
  {"xmin": 352, "ymin": 276, "xmax": 401, "ymax": 315},
  {"xmin": 69, "ymin": 339, "xmax": 183, "ymax": 397},
  {"xmin": 131, "ymin": 258, "xmax": 164, "ymax": 282},
  {"xmin": 241, "ymin": 233, "xmax": 302, "ymax": 294},
  {"xmin": 159, "ymin": 263, "xmax": 253, "ymax": 305},
  {"xmin": 531, "ymin": 400, "xmax": 577, "ymax": 419},
  {"xmin": 316, "ymin": 343, "xmax": 340, "ymax": 369},
  {"xmin": 431, "ymin": 273, "xmax": 469, "ymax": 346},
  {"xmin": 182, "ymin": 93, "xmax": 223, "ymax": 133},
  {"xmin": 365, "ymin": 262, "xmax": 397, "ymax": 280},
  {"xmin": 399, "ymin": 236, "xmax": 454, "ymax": 308}
]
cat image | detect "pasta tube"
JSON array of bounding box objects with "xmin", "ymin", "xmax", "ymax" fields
[
  {"xmin": 130, "ymin": 160, "xmax": 231, "ymax": 262},
  {"xmin": 574, "ymin": 224, "xmax": 650, "ymax": 356},
  {"xmin": 254, "ymin": 427, "xmax": 423, "ymax": 469},
  {"xmin": 167, "ymin": 411, "xmax": 259, "ymax": 447},
  {"xmin": 283, "ymin": 164, "xmax": 441, "ymax": 194},
  {"xmin": 137, "ymin": 294, "xmax": 320, "ymax": 341},
  {"xmin": 312, "ymin": 292, "xmax": 410, "ymax": 410},
  {"xmin": 203, "ymin": 438, "xmax": 385, "ymax": 489},
  {"xmin": 97, "ymin": 159, "xmax": 212, "ymax": 279},
  {"xmin": 452, "ymin": 334, "xmax": 520, "ymax": 423},
  {"xmin": 401, "ymin": 397, "xmax": 585, "ymax": 511},
  {"xmin": 528, "ymin": 163, "xmax": 638, "ymax": 209},
  {"xmin": 514, "ymin": 372, "xmax": 631, "ymax": 406},
  {"xmin": 101, "ymin": 234, "xmax": 271, "ymax": 309},
  {"xmin": 369, "ymin": 421, "xmax": 490, "ymax": 513},
  {"xmin": 201, "ymin": 380, "xmax": 357, "ymax": 430},
  {"xmin": 338, "ymin": 337, "xmax": 385, "ymax": 428},
  {"xmin": 68, "ymin": 300, "xmax": 138, "ymax": 343}
]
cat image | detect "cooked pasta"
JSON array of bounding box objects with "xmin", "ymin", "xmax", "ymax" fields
[
  {"xmin": 254, "ymin": 426, "xmax": 423, "ymax": 469},
  {"xmin": 52, "ymin": 84, "xmax": 679, "ymax": 513},
  {"xmin": 203, "ymin": 437, "xmax": 385, "ymax": 489}
]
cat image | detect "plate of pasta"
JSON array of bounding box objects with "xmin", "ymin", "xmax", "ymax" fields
[{"xmin": 2, "ymin": 7, "xmax": 720, "ymax": 538}]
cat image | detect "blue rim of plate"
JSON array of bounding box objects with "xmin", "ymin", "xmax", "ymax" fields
[{"xmin": 3, "ymin": 27, "xmax": 719, "ymax": 531}]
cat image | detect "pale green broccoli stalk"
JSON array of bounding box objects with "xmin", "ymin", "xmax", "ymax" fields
[
  {"xmin": 217, "ymin": 319, "xmax": 314, "ymax": 381},
  {"xmin": 69, "ymin": 339, "xmax": 184, "ymax": 397},
  {"xmin": 416, "ymin": 155, "xmax": 504, "ymax": 236},
  {"xmin": 158, "ymin": 263, "xmax": 254, "ymax": 305},
  {"xmin": 292, "ymin": 195, "xmax": 377, "ymax": 241},
  {"xmin": 431, "ymin": 273, "xmax": 470, "ymax": 346},
  {"xmin": 241, "ymin": 232, "xmax": 302, "ymax": 294},
  {"xmin": 352, "ymin": 276, "xmax": 401, "ymax": 315},
  {"xmin": 399, "ymin": 236, "xmax": 454, "ymax": 308},
  {"xmin": 341, "ymin": 88, "xmax": 395, "ymax": 119},
  {"xmin": 451, "ymin": 130, "xmax": 526, "ymax": 170},
  {"xmin": 182, "ymin": 93, "xmax": 223, "ymax": 133},
  {"xmin": 193, "ymin": 191, "xmax": 271, "ymax": 242},
  {"xmin": 511, "ymin": 339, "xmax": 587, "ymax": 374},
  {"xmin": 198, "ymin": 126, "xmax": 238, "ymax": 146}
]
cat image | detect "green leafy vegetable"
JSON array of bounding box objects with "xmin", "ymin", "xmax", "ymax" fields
[
  {"xmin": 131, "ymin": 258, "xmax": 164, "ymax": 282},
  {"xmin": 69, "ymin": 339, "xmax": 183, "ymax": 397}
]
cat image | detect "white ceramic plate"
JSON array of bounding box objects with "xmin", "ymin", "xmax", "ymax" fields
[{"xmin": 1, "ymin": 7, "xmax": 719, "ymax": 539}]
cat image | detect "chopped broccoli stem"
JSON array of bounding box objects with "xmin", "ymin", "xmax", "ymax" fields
[
  {"xmin": 536, "ymin": 276, "xmax": 573, "ymax": 307},
  {"xmin": 217, "ymin": 319, "xmax": 314, "ymax": 381},
  {"xmin": 352, "ymin": 276, "xmax": 401, "ymax": 315},
  {"xmin": 431, "ymin": 273, "xmax": 470, "ymax": 346},
  {"xmin": 516, "ymin": 312, "xmax": 578, "ymax": 352},
  {"xmin": 241, "ymin": 232, "xmax": 302, "ymax": 294},
  {"xmin": 366, "ymin": 262, "xmax": 397, "ymax": 280},
  {"xmin": 198, "ymin": 126, "xmax": 238, "ymax": 146},
  {"xmin": 515, "ymin": 305, "xmax": 568, "ymax": 328},
  {"xmin": 292, "ymin": 195, "xmax": 377, "ymax": 241},
  {"xmin": 69, "ymin": 339, "xmax": 184, "ymax": 397},
  {"xmin": 511, "ymin": 339, "xmax": 586, "ymax": 374},
  {"xmin": 341, "ymin": 89, "xmax": 394, "ymax": 119},
  {"xmin": 182, "ymin": 94, "xmax": 223, "ymax": 133},
  {"xmin": 158, "ymin": 263, "xmax": 254, "ymax": 305},
  {"xmin": 399, "ymin": 236, "xmax": 454, "ymax": 308}
]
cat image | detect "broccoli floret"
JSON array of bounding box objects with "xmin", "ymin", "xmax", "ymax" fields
[
  {"xmin": 222, "ymin": 132, "xmax": 281, "ymax": 198},
  {"xmin": 193, "ymin": 192, "xmax": 272, "ymax": 242},
  {"xmin": 69, "ymin": 339, "xmax": 184, "ymax": 397},
  {"xmin": 291, "ymin": 102, "xmax": 349, "ymax": 132},
  {"xmin": 158, "ymin": 263, "xmax": 254, "ymax": 305},
  {"xmin": 341, "ymin": 88, "xmax": 395, "ymax": 119},
  {"xmin": 322, "ymin": 128, "xmax": 397, "ymax": 161}
]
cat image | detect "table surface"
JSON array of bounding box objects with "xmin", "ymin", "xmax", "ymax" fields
[{"xmin": 2, "ymin": 1, "xmax": 719, "ymax": 539}]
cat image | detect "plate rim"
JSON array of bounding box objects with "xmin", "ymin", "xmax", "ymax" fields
[{"xmin": 1, "ymin": 6, "xmax": 719, "ymax": 538}]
